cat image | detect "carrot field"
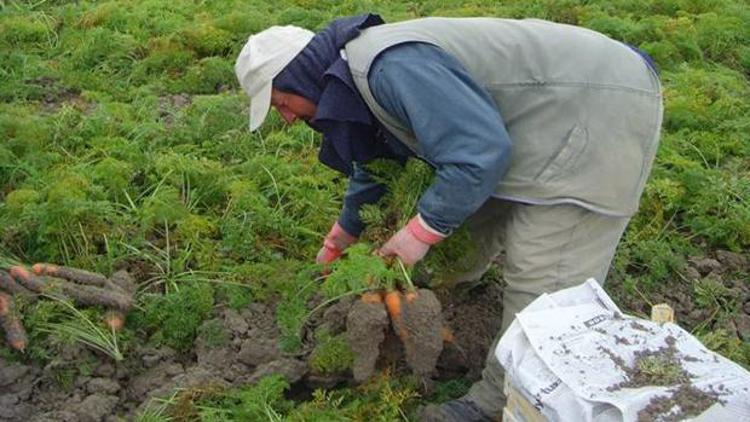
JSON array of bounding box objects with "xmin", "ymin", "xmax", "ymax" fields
[{"xmin": 1, "ymin": 0, "xmax": 748, "ymax": 420}]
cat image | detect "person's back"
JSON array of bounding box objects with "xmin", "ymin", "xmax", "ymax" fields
[{"xmin": 346, "ymin": 17, "xmax": 662, "ymax": 218}]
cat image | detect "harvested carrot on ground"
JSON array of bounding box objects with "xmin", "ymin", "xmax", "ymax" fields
[
  {"xmin": 0, "ymin": 265, "xmax": 135, "ymax": 349},
  {"xmin": 9, "ymin": 266, "xmax": 32, "ymax": 283},
  {"xmin": 32, "ymin": 263, "xmax": 108, "ymax": 287},
  {"xmin": 104, "ymin": 310, "xmax": 126, "ymax": 331},
  {"xmin": 9, "ymin": 267, "xmax": 132, "ymax": 310},
  {"xmin": 0, "ymin": 292, "xmax": 27, "ymax": 352}
]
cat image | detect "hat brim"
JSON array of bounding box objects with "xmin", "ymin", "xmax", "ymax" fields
[{"xmin": 249, "ymin": 82, "xmax": 272, "ymax": 132}]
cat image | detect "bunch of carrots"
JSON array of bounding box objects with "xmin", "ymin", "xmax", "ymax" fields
[{"xmin": 0, "ymin": 263, "xmax": 134, "ymax": 352}]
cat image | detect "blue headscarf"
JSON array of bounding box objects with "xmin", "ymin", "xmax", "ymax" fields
[{"xmin": 273, "ymin": 14, "xmax": 395, "ymax": 175}]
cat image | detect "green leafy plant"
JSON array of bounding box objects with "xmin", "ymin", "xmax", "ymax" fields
[
  {"xmin": 133, "ymin": 280, "xmax": 214, "ymax": 352},
  {"xmin": 309, "ymin": 329, "xmax": 354, "ymax": 374}
]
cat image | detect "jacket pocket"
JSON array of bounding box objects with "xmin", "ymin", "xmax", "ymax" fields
[{"xmin": 535, "ymin": 124, "xmax": 590, "ymax": 184}]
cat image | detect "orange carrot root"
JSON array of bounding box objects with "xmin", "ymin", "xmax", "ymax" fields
[
  {"xmin": 441, "ymin": 326, "xmax": 455, "ymax": 343},
  {"xmin": 0, "ymin": 294, "xmax": 9, "ymax": 315},
  {"xmin": 9, "ymin": 266, "xmax": 31, "ymax": 282},
  {"xmin": 0, "ymin": 293, "xmax": 27, "ymax": 352},
  {"xmin": 104, "ymin": 311, "xmax": 125, "ymax": 331},
  {"xmin": 384, "ymin": 290, "xmax": 402, "ymax": 321},
  {"xmin": 385, "ymin": 290, "xmax": 411, "ymax": 341},
  {"xmin": 32, "ymin": 263, "xmax": 59, "ymax": 276}
]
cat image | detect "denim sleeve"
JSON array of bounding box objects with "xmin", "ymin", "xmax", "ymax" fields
[
  {"xmin": 337, "ymin": 162, "xmax": 388, "ymax": 237},
  {"xmin": 368, "ymin": 43, "xmax": 512, "ymax": 235}
]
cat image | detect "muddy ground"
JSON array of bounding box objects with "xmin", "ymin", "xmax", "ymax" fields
[
  {"xmin": 2, "ymin": 249, "xmax": 746, "ymax": 421},
  {"xmin": 0, "ymin": 281, "xmax": 504, "ymax": 421},
  {"xmin": 609, "ymin": 249, "xmax": 750, "ymax": 342}
]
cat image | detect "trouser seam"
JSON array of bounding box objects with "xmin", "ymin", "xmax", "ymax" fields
[{"xmin": 552, "ymin": 209, "xmax": 582, "ymax": 290}]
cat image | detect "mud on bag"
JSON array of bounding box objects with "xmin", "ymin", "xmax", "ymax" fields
[{"xmin": 496, "ymin": 279, "xmax": 750, "ymax": 422}]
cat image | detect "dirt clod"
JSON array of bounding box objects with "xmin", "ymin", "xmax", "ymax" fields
[
  {"xmin": 637, "ymin": 384, "xmax": 722, "ymax": 421},
  {"xmin": 346, "ymin": 299, "xmax": 389, "ymax": 382},
  {"xmin": 397, "ymin": 289, "xmax": 444, "ymax": 376}
]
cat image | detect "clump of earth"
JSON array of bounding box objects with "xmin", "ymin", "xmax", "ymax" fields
[
  {"xmin": 345, "ymin": 288, "xmax": 445, "ymax": 382},
  {"xmin": 607, "ymin": 336, "xmax": 691, "ymax": 390},
  {"xmin": 605, "ymin": 335, "xmax": 726, "ymax": 420},
  {"xmin": 637, "ymin": 384, "xmax": 723, "ymax": 422}
]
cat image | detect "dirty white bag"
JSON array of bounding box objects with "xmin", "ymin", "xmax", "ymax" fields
[{"xmin": 495, "ymin": 279, "xmax": 750, "ymax": 422}]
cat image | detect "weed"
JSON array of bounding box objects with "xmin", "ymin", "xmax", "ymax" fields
[
  {"xmin": 635, "ymin": 354, "xmax": 689, "ymax": 386},
  {"xmin": 39, "ymin": 295, "xmax": 123, "ymax": 361},
  {"xmin": 132, "ymin": 280, "xmax": 214, "ymax": 352},
  {"xmin": 310, "ymin": 328, "xmax": 354, "ymax": 374},
  {"xmin": 697, "ymin": 329, "xmax": 750, "ymax": 368}
]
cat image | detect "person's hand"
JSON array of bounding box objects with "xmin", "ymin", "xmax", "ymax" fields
[
  {"xmin": 379, "ymin": 215, "xmax": 445, "ymax": 266},
  {"xmin": 316, "ymin": 222, "xmax": 358, "ymax": 265}
]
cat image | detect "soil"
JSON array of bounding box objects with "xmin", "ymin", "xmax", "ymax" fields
[
  {"xmin": 604, "ymin": 335, "xmax": 728, "ymax": 421},
  {"xmin": 0, "ymin": 303, "xmax": 306, "ymax": 421},
  {"xmin": 436, "ymin": 281, "xmax": 505, "ymax": 379},
  {"xmin": 608, "ymin": 249, "xmax": 750, "ymax": 341},
  {"xmin": 395, "ymin": 289, "xmax": 444, "ymax": 377},
  {"xmin": 607, "ymin": 341, "xmax": 691, "ymax": 390},
  {"xmin": 346, "ymin": 299, "xmax": 389, "ymax": 382},
  {"xmin": 0, "ymin": 278, "xmax": 505, "ymax": 421},
  {"xmin": 637, "ymin": 384, "xmax": 722, "ymax": 422}
]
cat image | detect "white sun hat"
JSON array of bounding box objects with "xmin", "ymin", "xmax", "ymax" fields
[{"xmin": 234, "ymin": 26, "xmax": 314, "ymax": 131}]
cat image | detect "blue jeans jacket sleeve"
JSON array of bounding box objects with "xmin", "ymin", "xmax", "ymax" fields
[
  {"xmin": 338, "ymin": 162, "xmax": 388, "ymax": 236},
  {"xmin": 368, "ymin": 43, "xmax": 512, "ymax": 235}
]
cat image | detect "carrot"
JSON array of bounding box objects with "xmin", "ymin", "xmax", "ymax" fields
[
  {"xmin": 104, "ymin": 310, "xmax": 125, "ymax": 331},
  {"xmin": 361, "ymin": 291, "xmax": 384, "ymax": 304},
  {"xmin": 9, "ymin": 266, "xmax": 32, "ymax": 283},
  {"xmin": 385, "ymin": 289, "xmax": 411, "ymax": 341},
  {"xmin": 384, "ymin": 290, "xmax": 402, "ymax": 321},
  {"xmin": 32, "ymin": 263, "xmax": 58, "ymax": 276},
  {"xmin": 0, "ymin": 293, "xmax": 27, "ymax": 352},
  {"xmin": 32, "ymin": 264, "xmax": 107, "ymax": 287}
]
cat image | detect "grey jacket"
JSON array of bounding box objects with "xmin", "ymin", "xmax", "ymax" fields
[{"xmin": 344, "ymin": 17, "xmax": 663, "ymax": 217}]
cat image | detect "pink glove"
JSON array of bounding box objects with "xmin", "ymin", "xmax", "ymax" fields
[
  {"xmin": 316, "ymin": 222, "xmax": 358, "ymax": 264},
  {"xmin": 379, "ymin": 215, "xmax": 445, "ymax": 265}
]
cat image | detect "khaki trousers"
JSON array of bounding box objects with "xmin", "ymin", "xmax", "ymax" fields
[{"xmin": 458, "ymin": 198, "xmax": 630, "ymax": 418}]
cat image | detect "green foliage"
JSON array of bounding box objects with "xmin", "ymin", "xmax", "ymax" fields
[
  {"xmin": 140, "ymin": 186, "xmax": 189, "ymax": 230},
  {"xmin": 134, "ymin": 281, "xmax": 214, "ymax": 352},
  {"xmin": 427, "ymin": 378, "xmax": 472, "ymax": 404},
  {"xmin": 0, "ymin": 13, "xmax": 55, "ymax": 48},
  {"xmin": 324, "ymin": 243, "xmax": 398, "ymax": 296},
  {"xmin": 13, "ymin": 299, "xmax": 69, "ymax": 363},
  {"xmin": 174, "ymin": 57, "xmax": 235, "ymax": 95},
  {"xmin": 693, "ymin": 278, "xmax": 734, "ymax": 310},
  {"xmin": 635, "ymin": 355, "xmax": 689, "ymax": 385},
  {"xmin": 360, "ymin": 158, "xmax": 480, "ymax": 286},
  {"xmin": 274, "ymin": 263, "xmax": 320, "ymax": 352},
  {"xmin": 222, "ymin": 375, "xmax": 293, "ymax": 421},
  {"xmin": 309, "ymin": 329, "xmax": 354, "ymax": 374},
  {"xmin": 363, "ymin": 159, "xmax": 433, "ymax": 241},
  {"xmin": 39, "ymin": 296, "xmax": 123, "ymax": 361},
  {"xmin": 181, "ymin": 24, "xmax": 233, "ymax": 57},
  {"xmin": 197, "ymin": 373, "xmax": 420, "ymax": 421},
  {"xmin": 699, "ymin": 330, "xmax": 750, "ymax": 368}
]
